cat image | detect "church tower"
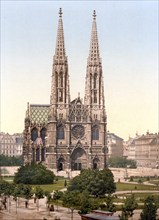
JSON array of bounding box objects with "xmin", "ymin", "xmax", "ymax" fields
[
  {"xmin": 46, "ymin": 8, "xmax": 70, "ymax": 169},
  {"xmin": 23, "ymin": 9, "xmax": 107, "ymax": 171},
  {"xmin": 84, "ymin": 10, "xmax": 107, "ymax": 169}
]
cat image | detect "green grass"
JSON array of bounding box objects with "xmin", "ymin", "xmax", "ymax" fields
[
  {"xmin": 116, "ymin": 182, "xmax": 157, "ymax": 191},
  {"xmin": 31, "ymin": 178, "xmax": 69, "ymax": 192},
  {"xmin": 2, "ymin": 176, "xmax": 14, "ymax": 182}
]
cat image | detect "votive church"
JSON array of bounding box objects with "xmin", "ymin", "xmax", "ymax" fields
[{"xmin": 23, "ymin": 9, "xmax": 107, "ymax": 171}]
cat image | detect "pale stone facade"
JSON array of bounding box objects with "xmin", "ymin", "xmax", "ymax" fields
[
  {"xmin": 23, "ymin": 9, "xmax": 107, "ymax": 171},
  {"xmin": 127, "ymin": 132, "xmax": 159, "ymax": 168},
  {"xmin": 0, "ymin": 132, "xmax": 23, "ymax": 157},
  {"xmin": 107, "ymin": 133, "xmax": 123, "ymax": 158}
]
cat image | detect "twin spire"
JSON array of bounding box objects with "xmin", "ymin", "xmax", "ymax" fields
[
  {"xmin": 55, "ymin": 8, "xmax": 100, "ymax": 64},
  {"xmin": 54, "ymin": 8, "xmax": 66, "ymax": 61}
]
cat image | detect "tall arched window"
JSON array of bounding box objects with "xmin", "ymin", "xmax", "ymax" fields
[
  {"xmin": 92, "ymin": 125, "xmax": 99, "ymax": 140},
  {"xmin": 94, "ymin": 73, "xmax": 97, "ymax": 89},
  {"xmin": 40, "ymin": 128, "xmax": 46, "ymax": 142},
  {"xmin": 36, "ymin": 148, "xmax": 40, "ymax": 161},
  {"xmin": 57, "ymin": 125, "xmax": 65, "ymax": 139},
  {"xmin": 94, "ymin": 90, "xmax": 97, "ymax": 103},
  {"xmin": 60, "ymin": 72, "xmax": 63, "ymax": 87},
  {"xmin": 41, "ymin": 148, "xmax": 45, "ymax": 161},
  {"xmin": 31, "ymin": 128, "xmax": 38, "ymax": 141}
]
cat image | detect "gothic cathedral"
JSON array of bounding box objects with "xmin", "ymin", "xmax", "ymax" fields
[{"xmin": 23, "ymin": 9, "xmax": 107, "ymax": 171}]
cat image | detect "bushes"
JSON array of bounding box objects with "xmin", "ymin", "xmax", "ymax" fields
[{"xmin": 14, "ymin": 163, "xmax": 55, "ymax": 184}]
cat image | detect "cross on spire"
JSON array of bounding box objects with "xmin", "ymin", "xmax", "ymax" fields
[{"xmin": 59, "ymin": 8, "xmax": 63, "ymax": 17}]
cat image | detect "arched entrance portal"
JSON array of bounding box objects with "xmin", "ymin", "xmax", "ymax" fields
[
  {"xmin": 93, "ymin": 156, "xmax": 100, "ymax": 170},
  {"xmin": 71, "ymin": 147, "xmax": 87, "ymax": 170},
  {"xmin": 57, "ymin": 156, "xmax": 65, "ymax": 171}
]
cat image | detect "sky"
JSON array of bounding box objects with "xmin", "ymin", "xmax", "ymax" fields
[{"xmin": 1, "ymin": 0, "xmax": 158, "ymax": 140}]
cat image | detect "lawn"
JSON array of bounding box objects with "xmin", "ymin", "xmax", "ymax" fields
[
  {"xmin": 116, "ymin": 182, "xmax": 157, "ymax": 191},
  {"xmin": 2, "ymin": 176, "xmax": 14, "ymax": 182},
  {"xmin": 31, "ymin": 178, "xmax": 69, "ymax": 192}
]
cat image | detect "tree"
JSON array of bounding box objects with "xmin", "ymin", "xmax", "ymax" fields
[
  {"xmin": 140, "ymin": 196, "xmax": 157, "ymax": 220},
  {"xmin": 0, "ymin": 155, "xmax": 23, "ymax": 166},
  {"xmin": 62, "ymin": 191, "xmax": 80, "ymax": 220},
  {"xmin": 119, "ymin": 195, "xmax": 138, "ymax": 220},
  {"xmin": 78, "ymin": 192, "xmax": 99, "ymax": 215},
  {"xmin": 68, "ymin": 169, "xmax": 116, "ymax": 197},
  {"xmin": 35, "ymin": 186, "xmax": 44, "ymax": 211},
  {"xmin": 108, "ymin": 157, "xmax": 137, "ymax": 168},
  {"xmin": 14, "ymin": 163, "xmax": 55, "ymax": 184},
  {"xmin": 0, "ymin": 180, "xmax": 15, "ymax": 212},
  {"xmin": 104, "ymin": 194, "xmax": 116, "ymax": 213},
  {"xmin": 53, "ymin": 190, "xmax": 63, "ymax": 211},
  {"xmin": 17, "ymin": 184, "xmax": 33, "ymax": 208}
]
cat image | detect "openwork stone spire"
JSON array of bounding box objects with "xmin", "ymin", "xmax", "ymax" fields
[
  {"xmin": 54, "ymin": 8, "xmax": 66, "ymax": 61},
  {"xmin": 84, "ymin": 10, "xmax": 105, "ymax": 110},
  {"xmin": 87, "ymin": 10, "xmax": 100, "ymax": 65},
  {"xmin": 50, "ymin": 8, "xmax": 70, "ymax": 109}
]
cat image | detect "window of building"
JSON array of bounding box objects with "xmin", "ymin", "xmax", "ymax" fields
[
  {"xmin": 31, "ymin": 128, "xmax": 38, "ymax": 141},
  {"xmin": 41, "ymin": 148, "xmax": 45, "ymax": 161},
  {"xmin": 92, "ymin": 125, "xmax": 99, "ymax": 140},
  {"xmin": 59, "ymin": 89, "xmax": 63, "ymax": 102},
  {"xmin": 40, "ymin": 128, "xmax": 46, "ymax": 142},
  {"xmin": 60, "ymin": 72, "xmax": 63, "ymax": 87},
  {"xmin": 36, "ymin": 148, "xmax": 40, "ymax": 161},
  {"xmin": 57, "ymin": 125, "xmax": 64, "ymax": 139},
  {"xmin": 94, "ymin": 90, "xmax": 97, "ymax": 103}
]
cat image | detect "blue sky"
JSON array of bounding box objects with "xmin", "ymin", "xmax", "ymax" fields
[{"xmin": 1, "ymin": 0, "xmax": 158, "ymax": 140}]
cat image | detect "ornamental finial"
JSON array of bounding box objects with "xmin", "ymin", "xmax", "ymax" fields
[
  {"xmin": 93, "ymin": 10, "xmax": 96, "ymax": 20},
  {"xmin": 59, "ymin": 8, "xmax": 63, "ymax": 17}
]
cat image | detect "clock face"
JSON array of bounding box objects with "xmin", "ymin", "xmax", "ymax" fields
[{"xmin": 72, "ymin": 125, "xmax": 85, "ymax": 139}]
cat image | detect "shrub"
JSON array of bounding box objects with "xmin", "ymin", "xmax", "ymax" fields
[{"xmin": 14, "ymin": 163, "xmax": 55, "ymax": 184}]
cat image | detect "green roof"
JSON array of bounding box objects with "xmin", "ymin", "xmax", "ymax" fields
[{"xmin": 30, "ymin": 104, "xmax": 50, "ymax": 124}]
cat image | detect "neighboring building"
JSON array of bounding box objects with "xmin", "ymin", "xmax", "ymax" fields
[
  {"xmin": 23, "ymin": 9, "xmax": 107, "ymax": 171},
  {"xmin": 0, "ymin": 132, "xmax": 23, "ymax": 157},
  {"xmin": 107, "ymin": 132, "xmax": 123, "ymax": 158},
  {"xmin": 127, "ymin": 132, "xmax": 159, "ymax": 168}
]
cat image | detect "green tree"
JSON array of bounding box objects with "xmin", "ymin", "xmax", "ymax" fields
[
  {"xmin": 104, "ymin": 194, "xmax": 116, "ymax": 213},
  {"xmin": 62, "ymin": 191, "xmax": 80, "ymax": 220},
  {"xmin": 17, "ymin": 184, "xmax": 33, "ymax": 208},
  {"xmin": 120, "ymin": 195, "xmax": 138, "ymax": 220},
  {"xmin": 78, "ymin": 192, "xmax": 99, "ymax": 215},
  {"xmin": 0, "ymin": 180, "xmax": 15, "ymax": 212},
  {"xmin": 140, "ymin": 196, "xmax": 157, "ymax": 220},
  {"xmin": 35, "ymin": 186, "xmax": 44, "ymax": 211},
  {"xmin": 68, "ymin": 169, "xmax": 116, "ymax": 197},
  {"xmin": 53, "ymin": 190, "xmax": 63, "ymax": 211},
  {"xmin": 14, "ymin": 163, "xmax": 55, "ymax": 184},
  {"xmin": 0, "ymin": 155, "xmax": 23, "ymax": 166},
  {"xmin": 108, "ymin": 157, "xmax": 136, "ymax": 168}
]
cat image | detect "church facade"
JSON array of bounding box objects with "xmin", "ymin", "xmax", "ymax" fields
[{"xmin": 23, "ymin": 9, "xmax": 107, "ymax": 171}]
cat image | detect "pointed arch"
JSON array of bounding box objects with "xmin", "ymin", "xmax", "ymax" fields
[
  {"xmin": 57, "ymin": 155, "xmax": 65, "ymax": 171},
  {"xmin": 93, "ymin": 155, "xmax": 100, "ymax": 169},
  {"xmin": 57, "ymin": 125, "xmax": 65, "ymax": 139},
  {"xmin": 36, "ymin": 147, "xmax": 40, "ymax": 161},
  {"xmin": 92, "ymin": 125, "xmax": 99, "ymax": 140},
  {"xmin": 60, "ymin": 71, "xmax": 63, "ymax": 87},
  {"xmin": 94, "ymin": 73, "xmax": 97, "ymax": 89},
  {"xmin": 70, "ymin": 146, "xmax": 87, "ymax": 170},
  {"xmin": 31, "ymin": 127, "xmax": 38, "ymax": 141},
  {"xmin": 40, "ymin": 127, "xmax": 46, "ymax": 142}
]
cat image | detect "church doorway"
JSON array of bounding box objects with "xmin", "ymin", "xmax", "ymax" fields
[
  {"xmin": 93, "ymin": 162, "xmax": 97, "ymax": 169},
  {"xmin": 74, "ymin": 162, "xmax": 82, "ymax": 170},
  {"xmin": 71, "ymin": 147, "xmax": 87, "ymax": 170},
  {"xmin": 57, "ymin": 156, "xmax": 64, "ymax": 171},
  {"xmin": 93, "ymin": 157, "xmax": 100, "ymax": 170}
]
